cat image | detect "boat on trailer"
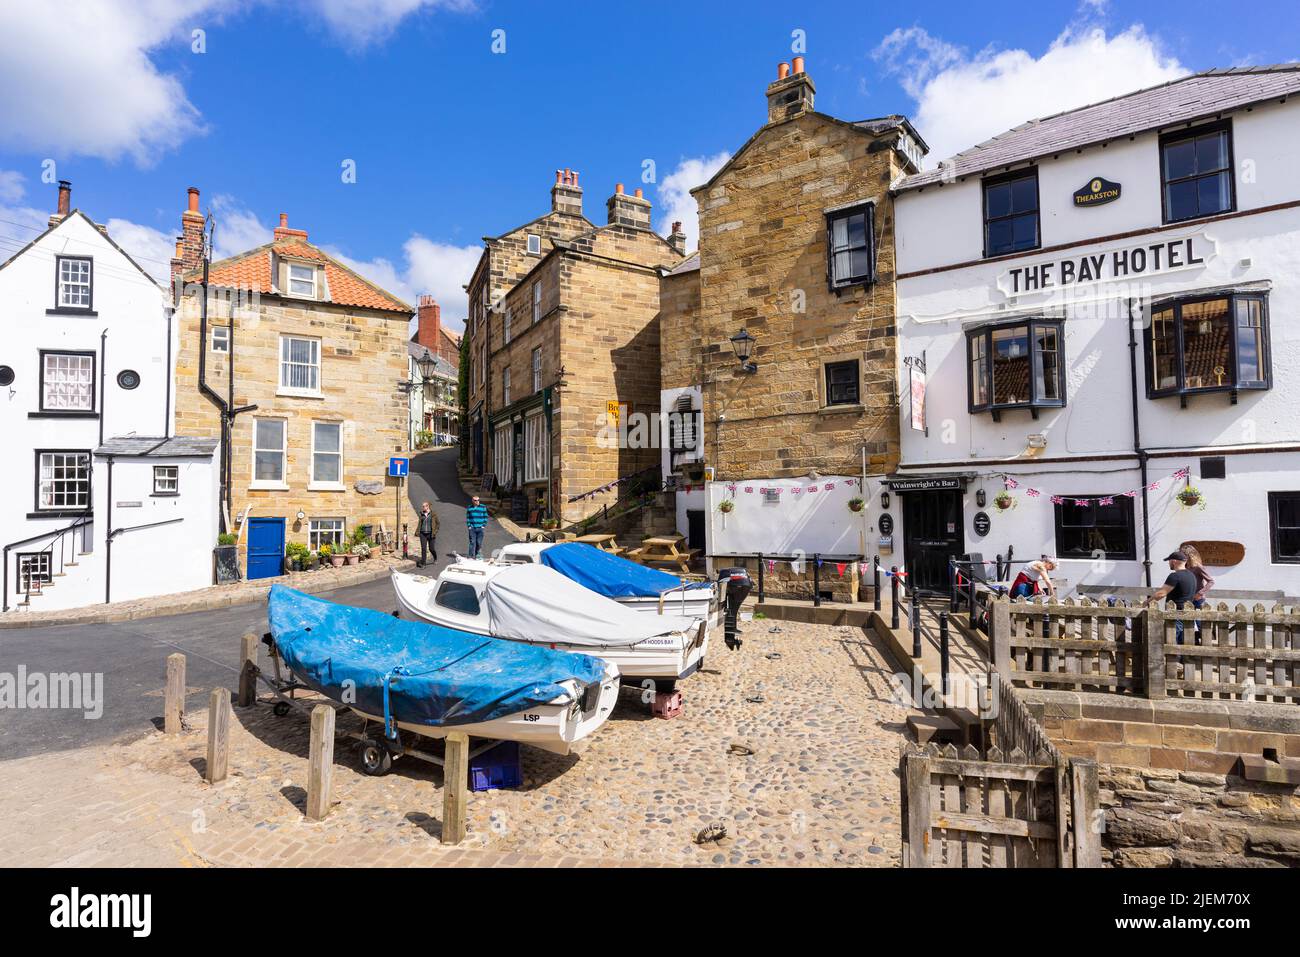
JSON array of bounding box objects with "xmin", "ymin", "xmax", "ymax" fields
[
  {"xmin": 494, "ymin": 541, "xmax": 719, "ymax": 624},
  {"xmin": 391, "ymin": 561, "xmax": 708, "ymax": 688},
  {"xmin": 266, "ymin": 585, "xmax": 620, "ymax": 765}
]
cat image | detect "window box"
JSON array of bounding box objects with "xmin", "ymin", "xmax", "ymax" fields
[
  {"xmin": 825, "ymin": 202, "xmax": 876, "ymax": 292},
  {"xmin": 1146, "ymin": 293, "xmax": 1269, "ymax": 404},
  {"xmin": 967, "ymin": 318, "xmax": 1065, "ymax": 420},
  {"xmin": 1161, "ymin": 120, "xmax": 1234, "ymax": 225},
  {"xmin": 983, "ymin": 168, "xmax": 1040, "ymax": 258},
  {"xmin": 1054, "ymin": 496, "xmax": 1137, "ymax": 561},
  {"xmin": 1268, "ymin": 492, "xmax": 1300, "ymax": 564}
]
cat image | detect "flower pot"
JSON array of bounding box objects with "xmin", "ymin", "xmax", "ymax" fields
[
  {"xmin": 330, "ymin": 555, "xmax": 345, "ymax": 568},
  {"xmin": 345, "ymin": 554, "xmax": 360, "ymax": 566},
  {"xmin": 1179, "ymin": 494, "xmax": 1200, "ymax": 507}
]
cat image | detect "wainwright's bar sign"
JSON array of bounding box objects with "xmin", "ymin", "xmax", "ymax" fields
[{"xmin": 997, "ymin": 231, "xmax": 1216, "ymax": 297}]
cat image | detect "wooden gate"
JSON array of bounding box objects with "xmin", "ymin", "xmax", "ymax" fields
[{"xmin": 899, "ymin": 743, "xmax": 1100, "ymax": 867}]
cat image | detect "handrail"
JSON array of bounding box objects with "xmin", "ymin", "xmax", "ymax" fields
[{"xmin": 2, "ymin": 515, "xmax": 93, "ymax": 613}]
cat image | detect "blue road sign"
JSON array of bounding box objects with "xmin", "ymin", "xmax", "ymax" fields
[{"xmin": 389, "ymin": 457, "xmax": 409, "ymax": 478}]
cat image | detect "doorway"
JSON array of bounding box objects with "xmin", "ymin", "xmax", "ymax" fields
[
  {"xmin": 686, "ymin": 509, "xmax": 706, "ymax": 552},
  {"xmin": 247, "ymin": 517, "xmax": 286, "ymax": 581},
  {"xmin": 903, "ymin": 490, "xmax": 965, "ymax": 594}
]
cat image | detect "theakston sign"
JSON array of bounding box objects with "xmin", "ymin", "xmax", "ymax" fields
[
  {"xmin": 997, "ymin": 232, "xmax": 1217, "ymax": 298},
  {"xmin": 1073, "ymin": 177, "xmax": 1121, "ymax": 207}
]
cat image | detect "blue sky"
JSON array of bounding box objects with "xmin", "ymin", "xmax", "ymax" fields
[{"xmin": 1, "ymin": 0, "xmax": 1296, "ymax": 327}]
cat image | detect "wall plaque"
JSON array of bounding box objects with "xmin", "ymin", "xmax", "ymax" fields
[{"xmin": 1180, "ymin": 540, "xmax": 1245, "ymax": 567}]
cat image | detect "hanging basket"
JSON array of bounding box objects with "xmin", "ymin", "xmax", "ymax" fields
[
  {"xmin": 847, "ymin": 496, "xmax": 865, "ymax": 513},
  {"xmin": 1177, "ymin": 486, "xmax": 1207, "ymax": 510},
  {"xmin": 994, "ymin": 491, "xmax": 1017, "ymax": 512},
  {"xmin": 718, "ymin": 499, "xmax": 734, "ymax": 514}
]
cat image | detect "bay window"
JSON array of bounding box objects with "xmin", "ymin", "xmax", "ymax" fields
[
  {"xmin": 1146, "ymin": 293, "xmax": 1269, "ymax": 402},
  {"xmin": 967, "ymin": 318, "xmax": 1065, "ymax": 419}
]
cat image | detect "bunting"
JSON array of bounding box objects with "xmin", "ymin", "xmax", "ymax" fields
[{"xmin": 1003, "ymin": 466, "xmax": 1191, "ymax": 507}]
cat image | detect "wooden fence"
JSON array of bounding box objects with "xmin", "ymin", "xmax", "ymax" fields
[
  {"xmin": 899, "ymin": 743, "xmax": 1099, "ymax": 868},
  {"xmin": 991, "ymin": 597, "xmax": 1300, "ymax": 702}
]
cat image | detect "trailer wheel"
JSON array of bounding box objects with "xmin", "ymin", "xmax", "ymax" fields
[
  {"xmin": 359, "ymin": 738, "xmax": 393, "ymax": 776},
  {"xmin": 273, "ymin": 701, "xmax": 291, "ymax": 717}
]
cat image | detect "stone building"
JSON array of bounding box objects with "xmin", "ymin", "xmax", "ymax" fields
[
  {"xmin": 407, "ymin": 296, "xmax": 460, "ymax": 448},
  {"xmin": 659, "ymin": 57, "xmax": 926, "ymax": 564},
  {"xmin": 465, "ymin": 172, "xmax": 685, "ymax": 524},
  {"xmin": 170, "ymin": 189, "xmax": 413, "ymax": 577}
]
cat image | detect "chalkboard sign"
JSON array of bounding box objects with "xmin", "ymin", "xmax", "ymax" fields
[
  {"xmin": 510, "ymin": 492, "xmax": 528, "ymax": 522},
  {"xmin": 973, "ymin": 511, "xmax": 991, "ymax": 537},
  {"xmin": 480, "ymin": 473, "xmax": 496, "ymax": 493},
  {"xmin": 213, "ymin": 545, "xmax": 240, "ymax": 584}
]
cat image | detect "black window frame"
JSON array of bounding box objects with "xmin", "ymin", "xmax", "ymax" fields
[
  {"xmin": 1053, "ymin": 495, "xmax": 1138, "ymax": 562},
  {"xmin": 824, "ymin": 202, "xmax": 876, "ymax": 293},
  {"xmin": 1268, "ymin": 491, "xmax": 1300, "ymax": 565},
  {"xmin": 1159, "ymin": 119, "xmax": 1236, "ymax": 225},
  {"xmin": 50, "ymin": 255, "xmax": 95, "ymax": 315},
  {"xmin": 1143, "ymin": 292, "xmax": 1271, "ymax": 403},
  {"xmin": 982, "ymin": 167, "xmax": 1041, "ymax": 258},
  {"xmin": 435, "ymin": 580, "xmax": 481, "ymax": 615},
  {"xmin": 966, "ymin": 317, "xmax": 1066, "ymax": 420},
  {"xmin": 37, "ymin": 349, "xmax": 97, "ymax": 415},
  {"xmin": 33, "ymin": 449, "xmax": 92, "ymax": 517},
  {"xmin": 823, "ymin": 358, "xmax": 861, "ymax": 407},
  {"xmin": 16, "ymin": 552, "xmax": 52, "ymax": 590}
]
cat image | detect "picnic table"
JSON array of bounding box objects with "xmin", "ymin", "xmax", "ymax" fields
[
  {"xmin": 627, "ymin": 535, "xmax": 699, "ymax": 574},
  {"xmin": 574, "ymin": 533, "xmax": 625, "ymax": 556}
]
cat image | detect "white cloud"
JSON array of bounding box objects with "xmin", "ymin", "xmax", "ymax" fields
[
  {"xmin": 654, "ymin": 151, "xmax": 732, "ymax": 254},
  {"xmin": 0, "ymin": 170, "xmax": 26, "ymax": 205},
  {"xmin": 875, "ymin": 24, "xmax": 1187, "ymax": 166},
  {"xmin": 209, "ymin": 195, "xmax": 274, "ymax": 260},
  {"xmin": 104, "ymin": 218, "xmax": 176, "ymax": 284},
  {"xmin": 327, "ymin": 235, "xmax": 481, "ymax": 330},
  {"xmin": 306, "ymin": 0, "xmax": 476, "ymax": 50}
]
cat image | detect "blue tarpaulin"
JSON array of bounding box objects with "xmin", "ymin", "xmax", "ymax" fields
[
  {"xmin": 539, "ymin": 542, "xmax": 710, "ymax": 599},
  {"xmin": 267, "ymin": 585, "xmax": 607, "ymax": 730}
]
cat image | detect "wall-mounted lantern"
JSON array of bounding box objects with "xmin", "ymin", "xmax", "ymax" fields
[{"xmin": 729, "ymin": 328, "xmax": 758, "ymax": 374}]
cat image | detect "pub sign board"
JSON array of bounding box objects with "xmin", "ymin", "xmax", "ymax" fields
[
  {"xmin": 886, "ymin": 477, "xmax": 965, "ymax": 492},
  {"xmin": 1073, "ymin": 177, "xmax": 1121, "ymax": 208}
]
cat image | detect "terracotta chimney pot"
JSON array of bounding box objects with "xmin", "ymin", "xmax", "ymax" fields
[
  {"xmin": 615, "ymin": 183, "xmax": 624, "ymax": 194},
  {"xmin": 56, "ymin": 180, "xmax": 71, "ymax": 216},
  {"xmin": 792, "ymin": 56, "xmax": 805, "ymax": 75},
  {"xmin": 778, "ymin": 62, "xmax": 790, "ymax": 79},
  {"xmin": 186, "ymin": 186, "xmax": 200, "ymax": 213}
]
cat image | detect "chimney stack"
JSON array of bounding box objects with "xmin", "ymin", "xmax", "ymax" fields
[
  {"xmin": 668, "ymin": 220, "xmax": 687, "ymax": 257},
  {"xmin": 551, "ymin": 167, "xmax": 583, "ymax": 216},
  {"xmin": 178, "ymin": 186, "xmax": 205, "ymax": 277},
  {"xmin": 766, "ymin": 58, "xmax": 815, "ymax": 124},
  {"xmin": 415, "ymin": 295, "xmax": 444, "ymax": 358},
  {"xmin": 274, "ymin": 212, "xmax": 308, "ymax": 242},
  {"xmin": 607, "ymin": 181, "xmax": 652, "ymax": 231},
  {"xmin": 169, "ymin": 236, "xmax": 186, "ymax": 296},
  {"xmin": 48, "ymin": 180, "xmax": 72, "ymax": 227}
]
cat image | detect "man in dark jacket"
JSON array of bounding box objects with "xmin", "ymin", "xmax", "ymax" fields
[
  {"xmin": 1149, "ymin": 550, "xmax": 1197, "ymax": 644},
  {"xmin": 417, "ymin": 501, "xmax": 438, "ymax": 567}
]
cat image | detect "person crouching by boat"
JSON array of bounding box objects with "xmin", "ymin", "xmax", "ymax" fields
[
  {"xmin": 1010, "ymin": 556, "xmax": 1059, "ymax": 601},
  {"xmin": 417, "ymin": 502, "xmax": 438, "ymax": 568},
  {"xmin": 466, "ymin": 495, "xmax": 489, "ymax": 559}
]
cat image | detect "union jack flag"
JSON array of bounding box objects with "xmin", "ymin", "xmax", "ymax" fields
[
  {"xmin": 758, "ymin": 487, "xmax": 767, "ymax": 494},
  {"xmin": 1074, "ymin": 498, "xmax": 1091, "ymax": 507},
  {"xmin": 825, "ymin": 483, "xmax": 835, "ymax": 490},
  {"xmin": 1005, "ymin": 477, "xmax": 1020, "ymax": 489},
  {"xmin": 1026, "ymin": 488, "xmax": 1041, "ymax": 498},
  {"xmin": 808, "ymin": 486, "xmax": 819, "ymax": 493},
  {"xmin": 792, "ymin": 487, "xmax": 801, "ymax": 494},
  {"xmin": 1050, "ymin": 495, "xmax": 1064, "ymax": 505},
  {"xmin": 1099, "ymin": 496, "xmax": 1115, "ymax": 506},
  {"xmin": 1173, "ymin": 467, "xmax": 1191, "ymax": 480},
  {"xmin": 1148, "ymin": 481, "xmax": 1162, "ymax": 491},
  {"xmin": 1123, "ymin": 489, "xmax": 1138, "ymax": 498},
  {"xmin": 743, "ymin": 486, "xmax": 753, "ymax": 493}
]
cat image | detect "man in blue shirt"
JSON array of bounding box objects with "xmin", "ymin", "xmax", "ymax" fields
[{"xmin": 466, "ymin": 495, "xmax": 489, "ymax": 559}]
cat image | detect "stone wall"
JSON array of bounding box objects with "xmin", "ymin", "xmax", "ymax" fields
[{"xmin": 1099, "ymin": 764, "xmax": 1300, "ymax": 867}]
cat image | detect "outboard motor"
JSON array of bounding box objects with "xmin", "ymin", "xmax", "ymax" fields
[{"xmin": 716, "ymin": 566, "xmax": 753, "ymax": 651}]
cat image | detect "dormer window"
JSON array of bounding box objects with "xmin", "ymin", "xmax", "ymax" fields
[
  {"xmin": 288, "ymin": 262, "xmax": 316, "ymax": 298},
  {"xmin": 56, "ymin": 256, "xmax": 93, "ymax": 310},
  {"xmin": 967, "ymin": 318, "xmax": 1065, "ymax": 420}
]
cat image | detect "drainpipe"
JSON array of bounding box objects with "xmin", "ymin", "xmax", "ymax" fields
[
  {"xmin": 98, "ymin": 329, "xmax": 108, "ymax": 447},
  {"xmin": 197, "ymin": 220, "xmax": 229, "ymax": 526},
  {"xmin": 1127, "ymin": 298, "xmax": 1153, "ymax": 588},
  {"xmin": 103, "ymin": 455, "xmax": 114, "ymax": 604},
  {"xmin": 163, "ymin": 308, "xmax": 173, "ymax": 438}
]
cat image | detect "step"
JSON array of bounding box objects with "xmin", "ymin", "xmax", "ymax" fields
[{"xmin": 907, "ymin": 714, "xmax": 960, "ymax": 745}]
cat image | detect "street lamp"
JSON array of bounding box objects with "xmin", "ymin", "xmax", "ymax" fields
[
  {"xmin": 416, "ymin": 348, "xmax": 437, "ymax": 381},
  {"xmin": 729, "ymin": 328, "xmax": 758, "ymax": 374}
]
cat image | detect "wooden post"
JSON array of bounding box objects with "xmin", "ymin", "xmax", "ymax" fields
[
  {"xmin": 306, "ymin": 704, "xmax": 335, "ymax": 822},
  {"xmin": 441, "ymin": 731, "xmax": 469, "ymax": 845},
  {"xmin": 206, "ymin": 688, "xmax": 231, "ymax": 784},
  {"xmin": 992, "ymin": 599, "xmax": 1011, "ymax": 676},
  {"xmin": 238, "ymin": 633, "xmax": 259, "ymax": 707},
  {"xmin": 903, "ymin": 751, "xmax": 931, "ymax": 868},
  {"xmin": 1143, "ymin": 605, "xmax": 1166, "ymax": 698},
  {"xmin": 1054, "ymin": 756, "xmax": 1071, "ymax": 868},
  {"xmin": 1070, "ymin": 758, "xmax": 1101, "ymax": 867},
  {"xmin": 164, "ymin": 652, "xmax": 186, "ymax": 734}
]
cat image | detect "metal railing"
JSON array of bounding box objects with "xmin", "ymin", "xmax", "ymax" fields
[
  {"xmin": 2, "ymin": 517, "xmax": 93, "ymax": 612},
  {"xmin": 707, "ymin": 552, "xmax": 865, "ymax": 608}
]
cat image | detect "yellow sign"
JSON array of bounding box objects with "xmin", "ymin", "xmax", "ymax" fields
[{"xmin": 606, "ymin": 400, "xmax": 620, "ymax": 425}]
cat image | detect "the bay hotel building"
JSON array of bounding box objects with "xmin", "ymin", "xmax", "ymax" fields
[{"xmin": 887, "ymin": 65, "xmax": 1300, "ymax": 598}]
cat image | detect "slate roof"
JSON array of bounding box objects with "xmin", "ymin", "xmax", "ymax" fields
[
  {"xmin": 666, "ymin": 252, "xmax": 700, "ymax": 275},
  {"xmin": 896, "ymin": 64, "xmax": 1300, "ymax": 192},
  {"xmin": 96, "ymin": 436, "xmax": 220, "ymax": 457}
]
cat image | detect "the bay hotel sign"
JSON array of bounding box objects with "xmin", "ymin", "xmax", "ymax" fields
[{"xmin": 997, "ymin": 232, "xmax": 1217, "ymax": 298}]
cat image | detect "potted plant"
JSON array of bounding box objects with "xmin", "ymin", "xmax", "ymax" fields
[
  {"xmin": 285, "ymin": 541, "xmax": 310, "ymax": 572},
  {"xmin": 1177, "ymin": 485, "xmax": 1207, "ymax": 510},
  {"xmin": 718, "ymin": 498, "xmax": 734, "ymax": 514},
  {"xmin": 321, "ymin": 544, "xmax": 344, "ymax": 568},
  {"xmin": 351, "ymin": 542, "xmax": 371, "ymax": 562},
  {"xmin": 993, "ymin": 490, "xmax": 1017, "ymax": 512},
  {"xmin": 214, "ymin": 532, "xmax": 240, "ymax": 584},
  {"xmin": 847, "ymin": 496, "xmax": 865, "ymax": 513}
]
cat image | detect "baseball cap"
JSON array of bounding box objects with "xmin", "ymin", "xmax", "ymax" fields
[{"xmin": 1164, "ymin": 550, "xmax": 1188, "ymax": 562}]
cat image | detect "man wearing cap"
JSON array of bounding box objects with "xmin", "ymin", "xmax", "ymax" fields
[
  {"xmin": 1148, "ymin": 550, "xmax": 1198, "ymax": 644},
  {"xmin": 466, "ymin": 495, "xmax": 489, "ymax": 560}
]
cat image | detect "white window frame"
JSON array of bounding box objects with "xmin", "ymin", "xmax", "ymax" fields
[
  {"xmin": 251, "ymin": 417, "xmax": 288, "ymax": 489},
  {"xmin": 211, "ymin": 325, "xmax": 230, "ymax": 353},
  {"xmin": 152, "ymin": 465, "xmax": 179, "ymax": 494},
  {"xmin": 493, "ymin": 423, "xmax": 513, "ymax": 487},
  {"xmin": 308, "ymin": 517, "xmax": 346, "ymax": 551},
  {"xmin": 287, "ymin": 262, "xmax": 317, "ymax": 298},
  {"xmin": 36, "ymin": 451, "xmax": 91, "ymax": 511},
  {"xmin": 532, "ymin": 281, "xmax": 542, "ymax": 324},
  {"xmin": 526, "ymin": 234, "xmax": 541, "ymax": 255},
  {"xmin": 531, "ymin": 347, "xmax": 542, "ymax": 393},
  {"xmin": 502, "ymin": 368, "xmax": 511, "ymax": 405},
  {"xmin": 278, "ymin": 335, "xmax": 322, "ymax": 396},
  {"xmin": 524, "ymin": 412, "xmax": 548, "ymax": 482},
  {"xmin": 309, "ymin": 420, "xmax": 344, "ymax": 490},
  {"xmin": 57, "ymin": 257, "xmax": 92, "ymax": 309},
  {"xmin": 503, "ymin": 305, "xmax": 512, "ymax": 345},
  {"xmin": 41, "ymin": 352, "xmax": 95, "ymax": 412}
]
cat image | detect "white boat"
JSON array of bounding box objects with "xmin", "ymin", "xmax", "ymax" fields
[
  {"xmin": 392, "ymin": 561, "xmax": 709, "ymax": 688},
  {"xmin": 493, "ymin": 541, "xmax": 719, "ymax": 625}
]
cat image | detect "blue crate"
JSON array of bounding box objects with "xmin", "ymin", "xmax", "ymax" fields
[{"xmin": 468, "ymin": 740, "xmax": 522, "ymax": 792}]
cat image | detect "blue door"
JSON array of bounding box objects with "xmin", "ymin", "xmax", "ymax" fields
[{"xmin": 247, "ymin": 517, "xmax": 285, "ymax": 580}]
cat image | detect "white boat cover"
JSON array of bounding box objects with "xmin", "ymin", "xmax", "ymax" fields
[{"xmin": 484, "ymin": 564, "xmax": 699, "ymax": 648}]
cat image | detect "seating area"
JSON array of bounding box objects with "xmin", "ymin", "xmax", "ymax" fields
[{"xmin": 552, "ymin": 531, "xmax": 702, "ymax": 574}]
